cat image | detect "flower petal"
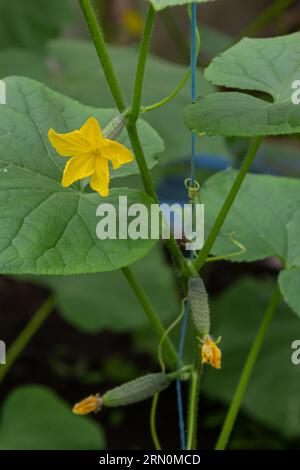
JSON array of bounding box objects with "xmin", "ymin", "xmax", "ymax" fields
[
  {"xmin": 102, "ymin": 140, "xmax": 134, "ymax": 169},
  {"xmin": 90, "ymin": 157, "xmax": 110, "ymax": 197},
  {"xmin": 48, "ymin": 117, "xmax": 103, "ymax": 158},
  {"xmin": 48, "ymin": 128, "xmax": 92, "ymax": 158},
  {"xmin": 73, "ymin": 395, "xmax": 102, "ymax": 415},
  {"xmin": 62, "ymin": 154, "xmax": 95, "ymax": 187},
  {"xmin": 201, "ymin": 335, "xmax": 221, "ymax": 369},
  {"xmin": 80, "ymin": 117, "xmax": 104, "ymax": 147}
]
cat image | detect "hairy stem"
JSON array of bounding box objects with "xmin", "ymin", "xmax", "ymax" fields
[
  {"xmin": 126, "ymin": 123, "xmax": 157, "ymax": 201},
  {"xmin": 79, "ymin": 0, "xmax": 126, "ymax": 112},
  {"xmin": 194, "ymin": 136, "xmax": 263, "ymax": 272},
  {"xmin": 186, "ymin": 362, "xmax": 203, "ymax": 450},
  {"xmin": 215, "ymin": 287, "xmax": 281, "ymax": 450},
  {"xmin": 126, "ymin": 5, "xmax": 158, "ymax": 200},
  {"xmin": 0, "ymin": 296, "xmax": 55, "ymax": 382},
  {"xmin": 122, "ymin": 267, "xmax": 178, "ymax": 370},
  {"xmin": 130, "ymin": 4, "xmax": 156, "ymax": 124}
]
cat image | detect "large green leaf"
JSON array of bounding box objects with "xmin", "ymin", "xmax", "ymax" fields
[
  {"xmin": 184, "ymin": 33, "xmax": 300, "ymax": 136},
  {"xmin": 0, "ymin": 40, "xmax": 231, "ymax": 164},
  {"xmin": 0, "ymin": 0, "xmax": 72, "ymax": 50},
  {"xmin": 203, "ymin": 278, "xmax": 300, "ymax": 440},
  {"xmin": 0, "ymin": 385, "xmax": 105, "ymax": 450},
  {"xmin": 31, "ymin": 247, "xmax": 178, "ymax": 333},
  {"xmin": 147, "ymin": 0, "xmax": 215, "ymax": 10},
  {"xmin": 202, "ymin": 170, "xmax": 300, "ymax": 265},
  {"xmin": 0, "ymin": 76, "xmax": 160, "ymax": 275},
  {"xmin": 201, "ymin": 170, "xmax": 300, "ymax": 317}
]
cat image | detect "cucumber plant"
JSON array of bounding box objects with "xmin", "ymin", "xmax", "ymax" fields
[{"xmin": 0, "ymin": 0, "xmax": 299, "ymax": 451}]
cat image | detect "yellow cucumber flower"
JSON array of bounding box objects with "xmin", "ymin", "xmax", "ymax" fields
[
  {"xmin": 123, "ymin": 9, "xmax": 144, "ymax": 37},
  {"xmin": 48, "ymin": 117, "xmax": 134, "ymax": 197},
  {"xmin": 201, "ymin": 335, "xmax": 222, "ymax": 369},
  {"xmin": 73, "ymin": 394, "xmax": 102, "ymax": 415}
]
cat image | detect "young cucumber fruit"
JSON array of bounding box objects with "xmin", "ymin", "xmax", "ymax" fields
[
  {"xmin": 188, "ymin": 277, "xmax": 210, "ymax": 338},
  {"xmin": 103, "ymin": 373, "xmax": 171, "ymax": 407}
]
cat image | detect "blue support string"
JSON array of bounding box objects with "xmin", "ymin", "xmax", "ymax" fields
[{"xmin": 176, "ymin": 2, "xmax": 198, "ymax": 450}]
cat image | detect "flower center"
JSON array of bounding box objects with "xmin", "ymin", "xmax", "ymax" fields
[{"xmin": 93, "ymin": 147, "xmax": 102, "ymax": 158}]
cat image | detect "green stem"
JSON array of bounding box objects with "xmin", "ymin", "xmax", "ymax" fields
[
  {"xmin": 125, "ymin": 5, "xmax": 159, "ymax": 201},
  {"xmin": 79, "ymin": 0, "xmax": 126, "ymax": 112},
  {"xmin": 194, "ymin": 136, "xmax": 263, "ymax": 272},
  {"xmin": 126, "ymin": 123, "xmax": 158, "ymax": 201},
  {"xmin": 141, "ymin": 69, "xmax": 191, "ymax": 113},
  {"xmin": 125, "ymin": 5, "xmax": 191, "ymax": 277},
  {"xmin": 186, "ymin": 362, "xmax": 203, "ymax": 450},
  {"xmin": 122, "ymin": 267, "xmax": 178, "ymax": 370},
  {"xmin": 0, "ymin": 296, "xmax": 55, "ymax": 382},
  {"xmin": 239, "ymin": 0, "xmax": 294, "ymax": 39},
  {"xmin": 150, "ymin": 394, "xmax": 162, "ymax": 450},
  {"xmin": 125, "ymin": 128, "xmax": 188, "ymax": 279},
  {"xmin": 130, "ymin": 5, "xmax": 156, "ymax": 124},
  {"xmin": 215, "ymin": 287, "xmax": 281, "ymax": 450},
  {"xmin": 139, "ymin": 4, "xmax": 200, "ymax": 116}
]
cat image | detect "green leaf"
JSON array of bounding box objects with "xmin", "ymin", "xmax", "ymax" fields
[
  {"xmin": 147, "ymin": 0, "xmax": 215, "ymax": 11},
  {"xmin": 202, "ymin": 169, "xmax": 300, "ymax": 321},
  {"xmin": 0, "ymin": 40, "xmax": 231, "ymax": 164},
  {"xmin": 184, "ymin": 33, "xmax": 300, "ymax": 136},
  {"xmin": 201, "ymin": 170, "xmax": 300, "ymax": 266},
  {"xmin": 0, "ymin": 76, "xmax": 160, "ymax": 275},
  {"xmin": 0, "ymin": 385, "xmax": 105, "ymax": 450},
  {"xmin": 30, "ymin": 247, "xmax": 179, "ymax": 333},
  {"xmin": 203, "ymin": 278, "xmax": 300, "ymax": 440},
  {"xmin": 0, "ymin": 0, "xmax": 72, "ymax": 50}
]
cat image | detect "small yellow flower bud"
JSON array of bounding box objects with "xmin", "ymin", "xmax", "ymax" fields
[
  {"xmin": 201, "ymin": 335, "xmax": 222, "ymax": 369},
  {"xmin": 72, "ymin": 394, "xmax": 102, "ymax": 415}
]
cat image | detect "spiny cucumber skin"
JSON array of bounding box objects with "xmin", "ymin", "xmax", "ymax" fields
[
  {"xmin": 188, "ymin": 277, "xmax": 210, "ymax": 338},
  {"xmin": 102, "ymin": 373, "xmax": 171, "ymax": 407},
  {"xmin": 103, "ymin": 115, "xmax": 126, "ymax": 140}
]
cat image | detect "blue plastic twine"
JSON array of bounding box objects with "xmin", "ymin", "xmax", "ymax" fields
[{"xmin": 176, "ymin": 2, "xmax": 198, "ymax": 450}]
